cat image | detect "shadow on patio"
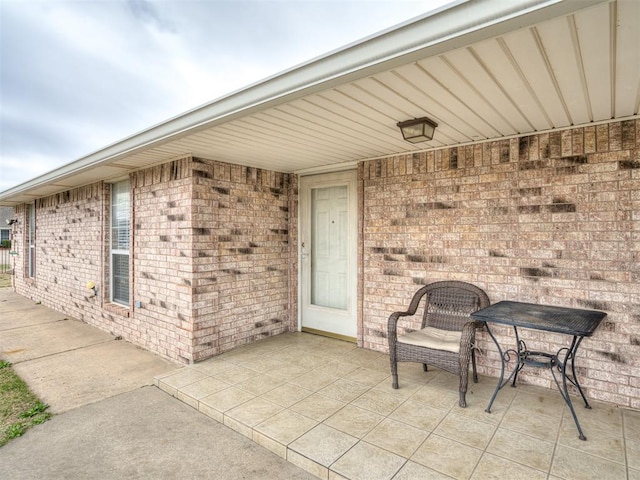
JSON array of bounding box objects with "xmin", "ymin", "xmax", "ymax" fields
[{"xmin": 155, "ymin": 332, "xmax": 639, "ymax": 480}]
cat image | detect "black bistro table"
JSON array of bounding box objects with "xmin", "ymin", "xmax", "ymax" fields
[{"xmin": 471, "ymin": 300, "xmax": 606, "ymax": 441}]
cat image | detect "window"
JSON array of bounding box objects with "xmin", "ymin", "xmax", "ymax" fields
[
  {"xmin": 110, "ymin": 180, "xmax": 130, "ymax": 305},
  {"xmin": 28, "ymin": 203, "xmax": 36, "ymax": 278}
]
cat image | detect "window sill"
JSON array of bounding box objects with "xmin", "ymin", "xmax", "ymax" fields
[{"xmin": 104, "ymin": 302, "xmax": 130, "ymax": 318}]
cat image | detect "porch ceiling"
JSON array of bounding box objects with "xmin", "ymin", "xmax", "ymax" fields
[{"xmin": 1, "ymin": 0, "xmax": 638, "ymax": 206}]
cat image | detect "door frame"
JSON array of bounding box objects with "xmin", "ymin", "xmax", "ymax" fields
[{"xmin": 298, "ymin": 170, "xmax": 359, "ymax": 342}]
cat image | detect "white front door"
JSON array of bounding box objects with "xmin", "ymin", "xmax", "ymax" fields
[{"xmin": 299, "ymin": 171, "xmax": 357, "ymax": 341}]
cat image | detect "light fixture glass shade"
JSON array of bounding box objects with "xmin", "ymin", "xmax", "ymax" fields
[{"xmin": 397, "ymin": 117, "xmax": 438, "ymax": 143}]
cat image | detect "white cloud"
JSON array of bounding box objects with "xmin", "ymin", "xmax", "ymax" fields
[
  {"xmin": 0, "ymin": 154, "xmax": 61, "ymax": 192},
  {"xmin": 0, "ymin": 0, "xmax": 452, "ymax": 193}
]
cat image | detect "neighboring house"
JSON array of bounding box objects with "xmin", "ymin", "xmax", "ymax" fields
[
  {"xmin": 0, "ymin": 0, "xmax": 639, "ymax": 410},
  {"xmin": 0, "ymin": 207, "xmax": 14, "ymax": 246}
]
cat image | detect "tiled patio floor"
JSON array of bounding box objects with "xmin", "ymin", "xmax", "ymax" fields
[{"xmin": 155, "ymin": 332, "xmax": 640, "ymax": 480}]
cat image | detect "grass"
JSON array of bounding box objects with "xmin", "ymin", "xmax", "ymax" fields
[
  {"xmin": 0, "ymin": 360, "xmax": 52, "ymax": 447},
  {"xmin": 0, "ymin": 272, "xmax": 11, "ymax": 288}
]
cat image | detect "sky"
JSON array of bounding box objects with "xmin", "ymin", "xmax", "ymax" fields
[{"xmin": 0, "ymin": 0, "xmax": 452, "ymax": 193}]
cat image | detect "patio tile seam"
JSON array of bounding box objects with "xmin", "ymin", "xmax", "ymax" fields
[
  {"xmin": 554, "ymin": 438, "xmax": 628, "ymax": 467},
  {"xmin": 153, "ymin": 369, "xmax": 184, "ymax": 380},
  {"xmin": 152, "ymin": 332, "xmax": 638, "ymax": 480},
  {"xmin": 228, "ymin": 361, "xmax": 314, "ymax": 381},
  {"xmin": 549, "ymin": 444, "xmax": 630, "ymax": 480},
  {"xmin": 232, "ymin": 396, "xmax": 452, "ymax": 478},
  {"xmin": 286, "ymin": 441, "xmax": 354, "ymax": 478},
  {"xmin": 255, "ymin": 420, "xmax": 320, "ymax": 450},
  {"xmin": 541, "ymin": 412, "xmax": 563, "ymax": 479},
  {"xmin": 175, "ymin": 389, "xmax": 267, "ymax": 440},
  {"xmin": 623, "ymin": 417, "xmax": 634, "ymax": 473},
  {"xmin": 223, "ymin": 412, "xmax": 312, "ymax": 468},
  {"xmin": 354, "ymin": 429, "xmax": 426, "ymax": 463},
  {"xmin": 316, "ymin": 377, "xmax": 379, "ymax": 404},
  {"xmin": 476, "ymin": 426, "xmax": 554, "ymax": 479},
  {"xmin": 408, "ymin": 432, "xmax": 485, "ymax": 479},
  {"xmin": 326, "ymin": 440, "xmax": 411, "ymax": 480},
  {"xmin": 429, "ymin": 395, "xmax": 555, "ymax": 480},
  {"xmin": 155, "ymin": 379, "xmax": 180, "ymax": 397},
  {"xmin": 161, "ymin": 381, "xmax": 603, "ymax": 480},
  {"xmin": 484, "ymin": 384, "xmax": 564, "ymax": 478},
  {"xmin": 155, "ymin": 371, "xmax": 209, "ymax": 391},
  {"xmin": 286, "ymin": 449, "xmax": 329, "ymax": 479},
  {"xmin": 191, "ymin": 385, "xmax": 413, "ymax": 480},
  {"xmin": 161, "ymin": 379, "xmax": 260, "ymax": 415}
]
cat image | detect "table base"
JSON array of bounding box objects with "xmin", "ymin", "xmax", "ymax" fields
[{"xmin": 484, "ymin": 324, "xmax": 591, "ymax": 441}]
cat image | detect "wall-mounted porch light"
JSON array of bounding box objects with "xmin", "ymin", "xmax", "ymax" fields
[
  {"xmin": 6, "ymin": 219, "xmax": 18, "ymax": 226},
  {"xmin": 397, "ymin": 117, "xmax": 438, "ymax": 143},
  {"xmin": 86, "ymin": 281, "xmax": 98, "ymax": 297}
]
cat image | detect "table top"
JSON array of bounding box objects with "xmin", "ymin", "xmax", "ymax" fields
[{"xmin": 471, "ymin": 300, "xmax": 606, "ymax": 337}]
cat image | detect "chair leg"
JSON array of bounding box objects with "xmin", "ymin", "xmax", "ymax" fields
[
  {"xmin": 459, "ymin": 359, "xmax": 469, "ymax": 408},
  {"xmin": 390, "ymin": 357, "xmax": 399, "ymax": 389},
  {"xmin": 471, "ymin": 349, "xmax": 478, "ymax": 383}
]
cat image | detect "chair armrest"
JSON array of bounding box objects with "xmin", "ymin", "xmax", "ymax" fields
[
  {"xmin": 387, "ymin": 311, "xmax": 413, "ymax": 342},
  {"xmin": 388, "ymin": 285, "xmax": 430, "ymax": 330},
  {"xmin": 388, "ymin": 286, "xmax": 433, "ymax": 341}
]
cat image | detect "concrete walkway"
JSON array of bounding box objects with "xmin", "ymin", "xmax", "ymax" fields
[
  {"xmin": 0, "ymin": 288, "xmax": 313, "ymax": 479},
  {"xmin": 0, "ymin": 288, "xmax": 175, "ymax": 413}
]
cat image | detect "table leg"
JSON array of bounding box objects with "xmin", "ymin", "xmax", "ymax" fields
[
  {"xmin": 568, "ymin": 336, "xmax": 590, "ymax": 408},
  {"xmin": 484, "ymin": 324, "xmax": 522, "ymax": 414},
  {"xmin": 551, "ymin": 335, "xmax": 589, "ymax": 441},
  {"xmin": 485, "ymin": 327, "xmax": 591, "ymax": 440}
]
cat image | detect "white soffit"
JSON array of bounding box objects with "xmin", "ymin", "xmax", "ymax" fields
[{"xmin": 1, "ymin": 0, "xmax": 638, "ymax": 206}]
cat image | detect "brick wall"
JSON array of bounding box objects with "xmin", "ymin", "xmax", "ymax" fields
[
  {"xmin": 189, "ymin": 159, "xmax": 294, "ymax": 360},
  {"xmin": 129, "ymin": 156, "xmax": 295, "ymax": 363},
  {"xmin": 131, "ymin": 157, "xmax": 195, "ymax": 362},
  {"xmin": 11, "ymin": 156, "xmax": 295, "ymax": 364},
  {"xmin": 8, "ymin": 118, "xmax": 639, "ymax": 406},
  {"xmin": 361, "ymin": 119, "xmax": 640, "ymax": 408},
  {"xmin": 12, "ymin": 183, "xmax": 119, "ymax": 332}
]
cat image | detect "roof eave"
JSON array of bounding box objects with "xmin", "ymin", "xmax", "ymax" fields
[{"xmin": 0, "ymin": 0, "xmax": 609, "ymax": 206}]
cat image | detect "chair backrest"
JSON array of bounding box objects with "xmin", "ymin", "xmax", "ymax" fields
[{"xmin": 420, "ymin": 281, "xmax": 490, "ymax": 331}]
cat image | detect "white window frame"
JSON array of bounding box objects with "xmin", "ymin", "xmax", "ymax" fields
[
  {"xmin": 28, "ymin": 203, "xmax": 36, "ymax": 278},
  {"xmin": 110, "ymin": 180, "xmax": 130, "ymax": 305}
]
